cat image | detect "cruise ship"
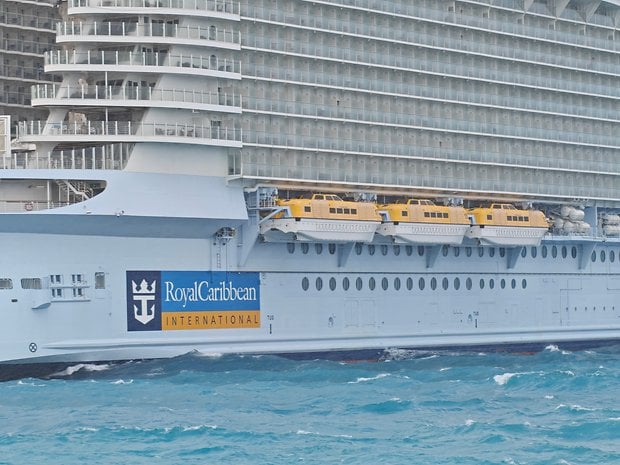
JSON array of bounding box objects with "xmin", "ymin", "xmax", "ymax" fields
[{"xmin": 2, "ymin": 0, "xmax": 620, "ymax": 371}]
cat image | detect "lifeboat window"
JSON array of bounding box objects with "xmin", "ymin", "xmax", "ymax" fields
[
  {"xmin": 368, "ymin": 245, "xmax": 375, "ymax": 255},
  {"xmin": 419, "ymin": 277, "xmax": 425, "ymax": 290},
  {"xmin": 381, "ymin": 277, "xmax": 388, "ymax": 290},
  {"xmin": 329, "ymin": 277, "xmax": 336, "ymax": 291},
  {"xmin": 304, "ymin": 206, "xmax": 311, "ymax": 213},
  {"xmin": 315, "ymin": 277, "xmax": 323, "ymax": 291},
  {"xmin": 351, "ymin": 209, "xmax": 357, "ymax": 214},
  {"xmin": 487, "ymin": 214, "xmax": 493, "ymax": 220},
  {"xmin": 431, "ymin": 212, "xmax": 438, "ymax": 218},
  {"xmin": 355, "ymin": 243, "xmax": 363, "ymax": 255},
  {"xmin": 356, "ymin": 277, "xmax": 363, "ymax": 290},
  {"xmin": 22, "ymin": 278, "xmax": 43, "ymax": 289},
  {"xmin": 394, "ymin": 246, "xmax": 400, "ymax": 256},
  {"xmin": 442, "ymin": 277, "xmax": 449, "ymax": 290},
  {"xmin": 571, "ymin": 247, "xmax": 577, "ymax": 259},
  {"xmin": 0, "ymin": 279, "xmax": 12, "ymax": 289},
  {"xmin": 500, "ymin": 279, "xmax": 506, "ymax": 289},
  {"xmin": 95, "ymin": 271, "xmax": 105, "ymax": 289},
  {"xmin": 301, "ymin": 277, "xmax": 309, "ymax": 291},
  {"xmin": 402, "ymin": 211, "xmax": 408, "ymax": 216},
  {"xmin": 394, "ymin": 277, "xmax": 401, "ymax": 290},
  {"xmin": 479, "ymin": 279, "xmax": 485, "ymax": 289},
  {"xmin": 301, "ymin": 243, "xmax": 309, "ymax": 254},
  {"xmin": 466, "ymin": 277, "xmax": 472, "ymax": 290},
  {"xmin": 342, "ymin": 277, "xmax": 350, "ymax": 290},
  {"xmin": 328, "ymin": 243, "xmax": 336, "ymax": 255},
  {"xmin": 507, "ymin": 216, "xmax": 513, "ymax": 221},
  {"xmin": 336, "ymin": 208, "xmax": 343, "ymax": 214},
  {"xmin": 430, "ymin": 277, "xmax": 437, "ymax": 290},
  {"xmin": 329, "ymin": 208, "xmax": 336, "ymax": 213},
  {"xmin": 409, "ymin": 200, "xmax": 419, "ymax": 205},
  {"xmin": 287, "ymin": 243, "xmax": 295, "ymax": 254},
  {"xmin": 315, "ymin": 244, "xmax": 323, "ymax": 254},
  {"xmin": 406, "ymin": 277, "xmax": 413, "ymax": 290},
  {"xmin": 369, "ymin": 277, "xmax": 376, "ymax": 290},
  {"xmin": 344, "ymin": 208, "xmax": 350, "ymax": 214},
  {"xmin": 524, "ymin": 216, "xmax": 529, "ymax": 221},
  {"xmin": 443, "ymin": 213, "xmax": 449, "ymax": 218},
  {"xmin": 315, "ymin": 195, "xmax": 324, "ymax": 200},
  {"xmin": 493, "ymin": 205, "xmax": 502, "ymax": 209},
  {"xmin": 424, "ymin": 212, "xmax": 431, "ymax": 218}
]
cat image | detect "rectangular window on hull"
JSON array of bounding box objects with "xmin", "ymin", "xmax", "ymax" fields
[
  {"xmin": 21, "ymin": 278, "xmax": 42, "ymax": 289},
  {"xmin": 0, "ymin": 279, "xmax": 12, "ymax": 289},
  {"xmin": 95, "ymin": 272, "xmax": 105, "ymax": 289}
]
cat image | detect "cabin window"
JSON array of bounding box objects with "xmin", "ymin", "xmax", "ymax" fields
[
  {"xmin": 454, "ymin": 277, "xmax": 460, "ymax": 290},
  {"xmin": 368, "ymin": 245, "xmax": 375, "ymax": 255},
  {"xmin": 406, "ymin": 277, "xmax": 413, "ymax": 290},
  {"xmin": 442, "ymin": 277, "xmax": 449, "ymax": 290},
  {"xmin": 95, "ymin": 272, "xmax": 106, "ymax": 289},
  {"xmin": 561, "ymin": 246, "xmax": 567, "ymax": 259},
  {"xmin": 315, "ymin": 277, "xmax": 323, "ymax": 291},
  {"xmin": 50, "ymin": 274, "xmax": 62, "ymax": 285},
  {"xmin": 511, "ymin": 279, "xmax": 517, "ymax": 289},
  {"xmin": 501, "ymin": 279, "xmax": 506, "ymax": 289},
  {"xmin": 0, "ymin": 279, "xmax": 12, "ymax": 289},
  {"xmin": 301, "ymin": 277, "xmax": 309, "ymax": 291},
  {"xmin": 355, "ymin": 243, "xmax": 363, "ymax": 255},
  {"xmin": 21, "ymin": 278, "xmax": 42, "ymax": 289},
  {"xmin": 328, "ymin": 243, "xmax": 336, "ymax": 255},
  {"xmin": 466, "ymin": 277, "xmax": 472, "ymax": 290},
  {"xmin": 304, "ymin": 206, "xmax": 311, "ymax": 213},
  {"xmin": 356, "ymin": 277, "xmax": 363, "ymax": 290},
  {"xmin": 368, "ymin": 277, "xmax": 376, "ymax": 290},
  {"xmin": 381, "ymin": 245, "xmax": 388, "ymax": 256},
  {"xmin": 418, "ymin": 277, "xmax": 425, "ymax": 290},
  {"xmin": 329, "ymin": 277, "xmax": 336, "ymax": 291},
  {"xmin": 489, "ymin": 279, "xmax": 495, "ymax": 289},
  {"xmin": 571, "ymin": 247, "xmax": 577, "ymax": 259},
  {"xmin": 342, "ymin": 277, "xmax": 350, "ymax": 290},
  {"xmin": 287, "ymin": 243, "xmax": 295, "ymax": 254},
  {"xmin": 394, "ymin": 277, "xmax": 401, "ymax": 290},
  {"xmin": 430, "ymin": 277, "xmax": 437, "ymax": 290},
  {"xmin": 315, "ymin": 244, "xmax": 323, "ymax": 254},
  {"xmin": 479, "ymin": 279, "xmax": 485, "ymax": 289},
  {"xmin": 394, "ymin": 246, "xmax": 400, "ymax": 256},
  {"xmin": 531, "ymin": 247, "xmax": 538, "ymax": 258},
  {"xmin": 381, "ymin": 278, "xmax": 388, "ymax": 290}
]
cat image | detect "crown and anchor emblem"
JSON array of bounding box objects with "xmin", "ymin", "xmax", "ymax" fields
[{"xmin": 131, "ymin": 278, "xmax": 157, "ymax": 325}]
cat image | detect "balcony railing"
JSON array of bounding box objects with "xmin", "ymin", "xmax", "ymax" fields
[
  {"xmin": 32, "ymin": 84, "xmax": 242, "ymax": 109},
  {"xmin": 19, "ymin": 120, "xmax": 242, "ymax": 144},
  {"xmin": 45, "ymin": 49, "xmax": 241, "ymax": 74},
  {"xmin": 2, "ymin": 145, "xmax": 129, "ymax": 170},
  {"xmin": 69, "ymin": 0, "xmax": 239, "ymax": 15},
  {"xmin": 56, "ymin": 21, "xmax": 240, "ymax": 45}
]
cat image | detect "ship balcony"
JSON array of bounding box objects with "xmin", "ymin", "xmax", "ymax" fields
[
  {"xmin": 55, "ymin": 22, "xmax": 240, "ymax": 50},
  {"xmin": 18, "ymin": 120, "xmax": 242, "ymax": 147},
  {"xmin": 31, "ymin": 84, "xmax": 242, "ymax": 113},
  {"xmin": 2, "ymin": 145, "xmax": 129, "ymax": 170},
  {"xmin": 45, "ymin": 50, "xmax": 241, "ymax": 79},
  {"xmin": 68, "ymin": 0, "xmax": 240, "ymax": 18}
]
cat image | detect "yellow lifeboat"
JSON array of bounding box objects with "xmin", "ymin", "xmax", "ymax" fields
[
  {"xmin": 260, "ymin": 194, "xmax": 381, "ymax": 243},
  {"xmin": 466, "ymin": 203, "xmax": 549, "ymax": 246},
  {"xmin": 376, "ymin": 199, "xmax": 470, "ymax": 245}
]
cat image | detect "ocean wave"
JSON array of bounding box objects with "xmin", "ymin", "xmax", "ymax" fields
[
  {"xmin": 50, "ymin": 363, "xmax": 112, "ymax": 377},
  {"xmin": 347, "ymin": 373, "xmax": 390, "ymax": 384}
]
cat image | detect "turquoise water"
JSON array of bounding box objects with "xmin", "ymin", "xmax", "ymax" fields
[{"xmin": 1, "ymin": 346, "xmax": 619, "ymax": 465}]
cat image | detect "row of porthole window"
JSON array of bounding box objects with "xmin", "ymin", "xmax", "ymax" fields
[
  {"xmin": 286, "ymin": 243, "xmax": 618, "ymax": 263},
  {"xmin": 301, "ymin": 276, "xmax": 528, "ymax": 292}
]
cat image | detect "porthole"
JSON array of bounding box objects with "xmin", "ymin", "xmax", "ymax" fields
[
  {"xmin": 499, "ymin": 248, "xmax": 506, "ymax": 258},
  {"xmin": 430, "ymin": 277, "xmax": 437, "ymax": 290},
  {"xmin": 442, "ymin": 277, "xmax": 449, "ymax": 290},
  {"xmin": 466, "ymin": 277, "xmax": 472, "ymax": 290},
  {"xmin": 522, "ymin": 279, "xmax": 527, "ymax": 289},
  {"xmin": 406, "ymin": 277, "xmax": 413, "ymax": 290},
  {"xmin": 454, "ymin": 247, "xmax": 460, "ymax": 257},
  {"xmin": 418, "ymin": 246, "xmax": 425, "ymax": 256},
  {"xmin": 601, "ymin": 250, "xmax": 606, "ymax": 263},
  {"xmin": 591, "ymin": 251, "xmax": 596, "ymax": 262},
  {"xmin": 328, "ymin": 243, "xmax": 336, "ymax": 255},
  {"xmin": 368, "ymin": 245, "xmax": 375, "ymax": 256},
  {"xmin": 356, "ymin": 277, "xmax": 363, "ymax": 290},
  {"xmin": 561, "ymin": 246, "xmax": 567, "ymax": 259},
  {"xmin": 355, "ymin": 243, "xmax": 363, "ymax": 255},
  {"xmin": 329, "ymin": 277, "xmax": 336, "ymax": 291},
  {"xmin": 315, "ymin": 277, "xmax": 323, "ymax": 291},
  {"xmin": 301, "ymin": 277, "xmax": 309, "ymax": 291},
  {"xmin": 287, "ymin": 243, "xmax": 295, "ymax": 254},
  {"xmin": 302, "ymin": 243, "xmax": 309, "ymax": 254},
  {"xmin": 454, "ymin": 277, "xmax": 460, "ymax": 290},
  {"xmin": 511, "ymin": 279, "xmax": 516, "ymax": 289},
  {"xmin": 571, "ymin": 246, "xmax": 577, "ymax": 259},
  {"xmin": 479, "ymin": 279, "xmax": 485, "ymax": 289},
  {"xmin": 520, "ymin": 247, "xmax": 526, "ymax": 258},
  {"xmin": 478, "ymin": 247, "xmax": 484, "ymax": 257},
  {"xmin": 442, "ymin": 245, "xmax": 449, "ymax": 257},
  {"xmin": 381, "ymin": 277, "xmax": 388, "ymax": 290},
  {"xmin": 342, "ymin": 277, "xmax": 350, "ymax": 291},
  {"xmin": 315, "ymin": 243, "xmax": 323, "ymax": 255},
  {"xmin": 531, "ymin": 247, "xmax": 537, "ymax": 258},
  {"xmin": 551, "ymin": 246, "xmax": 557, "ymax": 258},
  {"xmin": 381, "ymin": 245, "xmax": 388, "ymax": 256},
  {"xmin": 500, "ymin": 279, "xmax": 506, "ymax": 289},
  {"xmin": 542, "ymin": 246, "xmax": 548, "ymax": 258},
  {"xmin": 489, "ymin": 279, "xmax": 495, "ymax": 289},
  {"xmin": 405, "ymin": 246, "xmax": 413, "ymax": 256},
  {"xmin": 419, "ymin": 277, "xmax": 425, "ymax": 290},
  {"xmin": 369, "ymin": 277, "xmax": 376, "ymax": 290},
  {"xmin": 465, "ymin": 247, "xmax": 472, "ymax": 257},
  {"xmin": 489, "ymin": 248, "xmax": 495, "ymax": 258},
  {"xmin": 394, "ymin": 277, "xmax": 401, "ymax": 290},
  {"xmin": 394, "ymin": 245, "xmax": 401, "ymax": 256},
  {"xmin": 611, "ymin": 250, "xmax": 616, "ymax": 263}
]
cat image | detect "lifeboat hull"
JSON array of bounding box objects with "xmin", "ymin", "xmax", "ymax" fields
[
  {"xmin": 466, "ymin": 225, "xmax": 548, "ymax": 246},
  {"xmin": 377, "ymin": 222, "xmax": 469, "ymax": 245},
  {"xmin": 260, "ymin": 218, "xmax": 380, "ymax": 243}
]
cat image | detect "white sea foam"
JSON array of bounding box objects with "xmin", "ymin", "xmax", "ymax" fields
[
  {"xmin": 111, "ymin": 379, "xmax": 133, "ymax": 385},
  {"xmin": 347, "ymin": 373, "xmax": 390, "ymax": 384},
  {"xmin": 465, "ymin": 419, "xmax": 476, "ymax": 427},
  {"xmin": 493, "ymin": 373, "xmax": 517, "ymax": 385},
  {"xmin": 51, "ymin": 363, "xmax": 111, "ymax": 377}
]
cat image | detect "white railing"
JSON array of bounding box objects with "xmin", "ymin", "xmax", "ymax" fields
[
  {"xmin": 46, "ymin": 50, "xmax": 241, "ymax": 74},
  {"xmin": 2, "ymin": 145, "xmax": 129, "ymax": 170},
  {"xmin": 31, "ymin": 84, "xmax": 242, "ymax": 108},
  {"xmin": 69, "ymin": 0, "xmax": 239, "ymax": 15},
  {"xmin": 0, "ymin": 201, "xmax": 70, "ymax": 213},
  {"xmin": 19, "ymin": 120, "xmax": 242, "ymax": 142},
  {"xmin": 56, "ymin": 21, "xmax": 240, "ymax": 44}
]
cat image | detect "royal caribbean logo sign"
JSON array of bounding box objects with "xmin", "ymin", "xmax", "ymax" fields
[{"xmin": 126, "ymin": 271, "xmax": 260, "ymax": 332}]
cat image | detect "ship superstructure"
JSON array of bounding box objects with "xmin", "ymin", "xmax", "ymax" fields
[{"xmin": 1, "ymin": 0, "xmax": 620, "ymax": 368}]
